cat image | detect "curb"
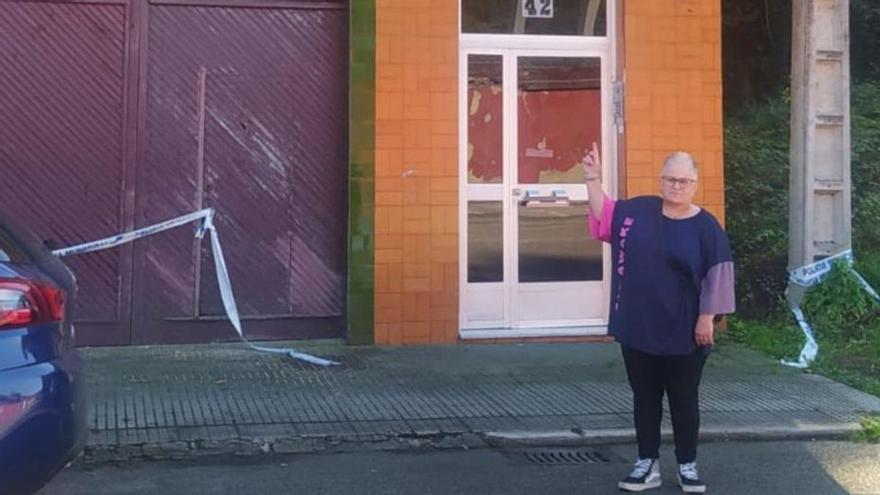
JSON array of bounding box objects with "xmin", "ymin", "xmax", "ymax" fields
[
  {"xmin": 77, "ymin": 422, "xmax": 863, "ymax": 466},
  {"xmin": 482, "ymin": 423, "xmax": 863, "ymax": 448},
  {"xmin": 80, "ymin": 431, "xmax": 487, "ymax": 465}
]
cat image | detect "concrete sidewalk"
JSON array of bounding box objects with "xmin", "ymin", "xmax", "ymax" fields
[{"xmin": 79, "ymin": 341, "xmax": 880, "ymax": 463}]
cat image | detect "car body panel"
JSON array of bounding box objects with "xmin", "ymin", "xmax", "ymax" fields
[{"xmin": 0, "ymin": 215, "xmax": 86, "ymax": 495}]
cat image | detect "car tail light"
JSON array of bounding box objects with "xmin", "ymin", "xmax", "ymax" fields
[{"xmin": 0, "ymin": 278, "xmax": 64, "ymax": 330}]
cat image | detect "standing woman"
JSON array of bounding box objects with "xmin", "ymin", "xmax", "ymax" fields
[{"xmin": 582, "ymin": 143, "xmax": 735, "ymax": 493}]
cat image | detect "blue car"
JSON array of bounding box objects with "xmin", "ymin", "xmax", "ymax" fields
[{"xmin": 0, "ymin": 218, "xmax": 85, "ymax": 495}]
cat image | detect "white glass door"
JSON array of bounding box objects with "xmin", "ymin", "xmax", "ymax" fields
[
  {"xmin": 461, "ymin": 48, "xmax": 612, "ymax": 336},
  {"xmin": 510, "ymin": 54, "xmax": 606, "ymax": 327}
]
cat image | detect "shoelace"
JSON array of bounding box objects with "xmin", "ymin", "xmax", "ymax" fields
[
  {"xmin": 679, "ymin": 462, "xmax": 700, "ymax": 480},
  {"xmin": 630, "ymin": 458, "xmax": 654, "ymax": 478}
]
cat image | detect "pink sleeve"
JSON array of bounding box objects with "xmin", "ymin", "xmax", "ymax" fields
[{"xmin": 588, "ymin": 196, "xmax": 616, "ymax": 243}]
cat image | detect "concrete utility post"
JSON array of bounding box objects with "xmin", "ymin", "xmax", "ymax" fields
[{"xmin": 789, "ymin": 0, "xmax": 852, "ymax": 270}]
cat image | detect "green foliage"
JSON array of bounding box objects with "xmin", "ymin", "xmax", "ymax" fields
[
  {"xmin": 851, "ymin": 0, "xmax": 880, "ymax": 80},
  {"xmin": 727, "ymin": 313, "xmax": 880, "ymax": 398},
  {"xmin": 722, "ymin": 0, "xmax": 880, "ymax": 109},
  {"xmin": 855, "ymin": 253, "xmax": 880, "ymax": 292},
  {"xmin": 727, "ymin": 261, "xmax": 880, "ymax": 398},
  {"xmin": 725, "ymin": 81, "xmax": 880, "ymax": 315},
  {"xmin": 722, "ymin": 316, "xmax": 803, "ymax": 359},
  {"xmin": 721, "ymin": 4, "xmax": 880, "ymax": 401},
  {"xmin": 857, "ymin": 416, "xmax": 880, "ymax": 443},
  {"xmin": 721, "ymin": 0, "xmax": 792, "ymax": 109},
  {"xmin": 802, "ymin": 261, "xmax": 880, "ymax": 341},
  {"xmin": 851, "ymin": 82, "xmax": 880, "ymax": 255},
  {"xmin": 813, "ymin": 340, "xmax": 880, "ymax": 399},
  {"xmin": 799, "ymin": 263, "xmax": 879, "ymax": 398},
  {"xmin": 724, "ymin": 93, "xmax": 791, "ymax": 314}
]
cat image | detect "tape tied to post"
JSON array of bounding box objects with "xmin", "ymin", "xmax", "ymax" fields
[
  {"xmin": 52, "ymin": 208, "xmax": 339, "ymax": 367},
  {"xmin": 782, "ymin": 249, "xmax": 879, "ymax": 368}
]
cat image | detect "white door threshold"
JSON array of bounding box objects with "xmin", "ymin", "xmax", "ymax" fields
[{"xmin": 459, "ymin": 326, "xmax": 608, "ymax": 340}]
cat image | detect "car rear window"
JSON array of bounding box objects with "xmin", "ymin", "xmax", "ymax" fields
[{"xmin": 0, "ymin": 226, "xmax": 34, "ymax": 263}]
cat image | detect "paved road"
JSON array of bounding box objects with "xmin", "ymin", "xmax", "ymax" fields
[{"xmin": 41, "ymin": 440, "xmax": 880, "ymax": 495}]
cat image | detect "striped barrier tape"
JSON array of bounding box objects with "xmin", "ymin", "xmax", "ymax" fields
[
  {"xmin": 53, "ymin": 208, "xmax": 339, "ymax": 367},
  {"xmin": 782, "ymin": 249, "xmax": 879, "ymax": 368}
]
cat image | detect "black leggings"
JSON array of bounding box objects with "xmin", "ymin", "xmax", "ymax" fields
[{"xmin": 621, "ymin": 345, "xmax": 708, "ymax": 464}]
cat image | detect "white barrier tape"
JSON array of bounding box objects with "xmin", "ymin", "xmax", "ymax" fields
[
  {"xmin": 782, "ymin": 249, "xmax": 879, "ymax": 369},
  {"xmin": 53, "ymin": 209, "xmax": 339, "ymax": 367},
  {"xmin": 201, "ymin": 214, "xmax": 339, "ymax": 366},
  {"xmin": 854, "ymin": 271, "xmax": 880, "ymax": 301},
  {"xmin": 781, "ymin": 291, "xmax": 820, "ymax": 369},
  {"xmin": 788, "ymin": 249, "xmax": 854, "ymax": 287},
  {"xmin": 52, "ymin": 209, "xmax": 214, "ymax": 258}
]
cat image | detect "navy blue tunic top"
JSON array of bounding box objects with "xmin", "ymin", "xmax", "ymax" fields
[{"xmin": 590, "ymin": 196, "xmax": 735, "ymax": 356}]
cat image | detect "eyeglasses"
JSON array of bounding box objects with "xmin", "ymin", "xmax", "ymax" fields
[{"xmin": 661, "ymin": 176, "xmax": 697, "ymax": 187}]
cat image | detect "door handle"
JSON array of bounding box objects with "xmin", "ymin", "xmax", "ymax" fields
[{"xmin": 521, "ymin": 189, "xmax": 571, "ymax": 207}]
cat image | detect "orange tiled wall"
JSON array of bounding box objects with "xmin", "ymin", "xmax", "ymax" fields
[
  {"xmin": 623, "ymin": 0, "xmax": 725, "ymax": 222},
  {"xmin": 372, "ymin": 0, "xmax": 725, "ymax": 345},
  {"xmin": 374, "ymin": 0, "xmax": 459, "ymax": 345}
]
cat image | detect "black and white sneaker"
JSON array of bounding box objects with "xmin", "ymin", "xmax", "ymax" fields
[
  {"xmin": 677, "ymin": 462, "xmax": 706, "ymax": 493},
  {"xmin": 618, "ymin": 458, "xmax": 661, "ymax": 492}
]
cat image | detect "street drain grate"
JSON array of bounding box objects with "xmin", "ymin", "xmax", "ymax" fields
[{"xmin": 520, "ymin": 448, "xmax": 616, "ymax": 465}]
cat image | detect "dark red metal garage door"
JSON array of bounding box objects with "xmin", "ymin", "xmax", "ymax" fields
[{"xmin": 0, "ymin": 0, "xmax": 348, "ymax": 345}]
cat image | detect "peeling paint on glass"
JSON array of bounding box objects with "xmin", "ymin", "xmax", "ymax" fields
[{"xmin": 468, "ymin": 54, "xmax": 503, "ymax": 184}]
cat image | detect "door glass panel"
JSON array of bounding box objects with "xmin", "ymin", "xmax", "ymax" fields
[
  {"xmin": 462, "ymin": 0, "xmax": 607, "ymax": 36},
  {"xmin": 517, "ymin": 56, "xmax": 601, "ymax": 184},
  {"xmin": 468, "ymin": 201, "xmax": 504, "ymax": 282},
  {"xmin": 518, "ymin": 201, "xmax": 602, "ymax": 282},
  {"xmin": 468, "ymin": 55, "xmax": 503, "ymax": 184}
]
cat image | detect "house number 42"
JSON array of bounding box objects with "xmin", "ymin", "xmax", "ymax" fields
[{"xmin": 523, "ymin": 0, "xmax": 553, "ymax": 19}]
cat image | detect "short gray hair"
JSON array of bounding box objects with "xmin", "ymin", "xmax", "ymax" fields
[{"xmin": 662, "ymin": 151, "xmax": 698, "ymax": 176}]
